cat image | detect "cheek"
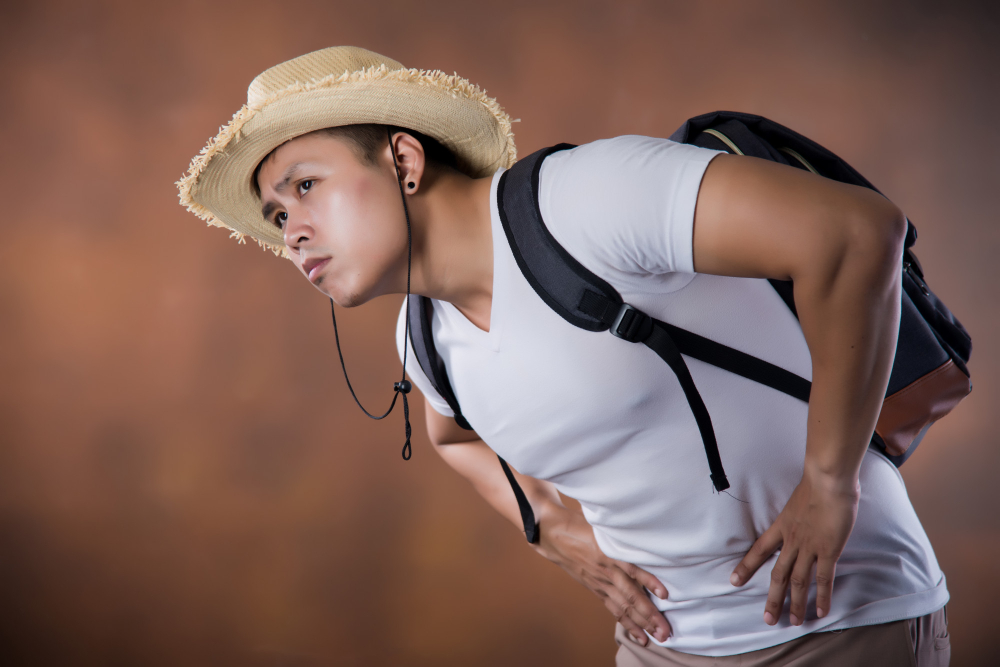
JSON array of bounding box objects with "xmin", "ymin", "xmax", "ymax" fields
[
  {"xmin": 341, "ymin": 178, "xmax": 404, "ymax": 259},
  {"xmin": 312, "ymin": 175, "xmax": 405, "ymax": 297}
]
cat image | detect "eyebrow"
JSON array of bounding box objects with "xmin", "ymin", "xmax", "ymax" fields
[{"xmin": 260, "ymin": 162, "xmax": 306, "ymax": 220}]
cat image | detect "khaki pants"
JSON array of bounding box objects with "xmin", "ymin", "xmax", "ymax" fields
[{"xmin": 615, "ymin": 607, "xmax": 950, "ymax": 667}]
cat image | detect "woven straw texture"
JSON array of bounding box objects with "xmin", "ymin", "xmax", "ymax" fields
[{"xmin": 176, "ymin": 46, "xmax": 517, "ymax": 255}]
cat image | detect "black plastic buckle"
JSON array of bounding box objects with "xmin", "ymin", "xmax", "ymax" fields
[{"xmin": 611, "ymin": 303, "xmax": 645, "ymax": 342}]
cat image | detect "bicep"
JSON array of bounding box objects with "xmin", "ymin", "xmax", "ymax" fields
[
  {"xmin": 423, "ymin": 400, "xmax": 523, "ymax": 508},
  {"xmin": 692, "ymin": 153, "xmax": 902, "ymax": 281},
  {"xmin": 423, "ymin": 398, "xmax": 563, "ymax": 529},
  {"xmin": 425, "ymin": 399, "xmax": 479, "ymax": 445}
]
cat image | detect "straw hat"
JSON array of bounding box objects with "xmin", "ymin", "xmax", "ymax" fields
[{"xmin": 176, "ymin": 46, "xmax": 517, "ymax": 256}]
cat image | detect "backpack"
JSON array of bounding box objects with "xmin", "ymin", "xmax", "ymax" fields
[{"xmin": 408, "ymin": 111, "xmax": 973, "ymax": 544}]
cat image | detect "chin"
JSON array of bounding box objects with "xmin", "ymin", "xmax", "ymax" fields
[
  {"xmin": 320, "ymin": 279, "xmax": 369, "ymax": 309},
  {"xmin": 335, "ymin": 292, "xmax": 367, "ymax": 308}
]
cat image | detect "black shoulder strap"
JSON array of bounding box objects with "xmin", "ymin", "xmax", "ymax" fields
[
  {"xmin": 497, "ymin": 144, "xmax": 620, "ymax": 331},
  {"xmin": 407, "ymin": 295, "xmax": 539, "ymax": 543},
  {"xmin": 407, "ymin": 295, "xmax": 473, "ymax": 430},
  {"xmin": 499, "ymin": 144, "xmax": 816, "ymax": 495}
]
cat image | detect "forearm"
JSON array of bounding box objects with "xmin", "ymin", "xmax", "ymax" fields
[{"xmin": 793, "ymin": 203, "xmax": 906, "ymax": 490}]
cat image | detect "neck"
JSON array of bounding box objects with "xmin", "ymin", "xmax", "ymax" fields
[{"xmin": 407, "ymin": 168, "xmax": 495, "ymax": 331}]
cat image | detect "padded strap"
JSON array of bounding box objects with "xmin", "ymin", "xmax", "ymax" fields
[{"xmin": 498, "ymin": 144, "xmax": 619, "ymax": 332}]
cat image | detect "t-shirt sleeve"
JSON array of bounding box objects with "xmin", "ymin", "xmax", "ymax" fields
[
  {"xmin": 537, "ymin": 135, "xmax": 722, "ymax": 285},
  {"xmin": 395, "ymin": 301, "xmax": 455, "ymax": 418}
]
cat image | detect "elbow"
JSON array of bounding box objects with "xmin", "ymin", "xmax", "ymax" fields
[
  {"xmin": 874, "ymin": 200, "xmax": 908, "ymax": 261},
  {"xmin": 843, "ymin": 195, "xmax": 907, "ymax": 278},
  {"xmin": 799, "ymin": 194, "xmax": 906, "ymax": 292}
]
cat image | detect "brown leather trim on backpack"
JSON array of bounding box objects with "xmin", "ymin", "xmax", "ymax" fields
[{"xmin": 875, "ymin": 360, "xmax": 972, "ymax": 457}]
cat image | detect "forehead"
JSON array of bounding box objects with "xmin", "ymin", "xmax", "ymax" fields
[{"xmin": 257, "ymin": 132, "xmax": 357, "ymax": 184}]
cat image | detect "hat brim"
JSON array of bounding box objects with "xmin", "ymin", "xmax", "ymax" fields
[{"xmin": 176, "ymin": 64, "xmax": 517, "ymax": 256}]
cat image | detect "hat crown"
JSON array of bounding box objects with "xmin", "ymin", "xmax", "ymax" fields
[{"xmin": 247, "ymin": 46, "xmax": 404, "ymax": 107}]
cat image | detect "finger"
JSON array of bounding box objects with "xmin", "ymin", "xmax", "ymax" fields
[
  {"xmin": 584, "ymin": 558, "xmax": 671, "ymax": 641},
  {"xmin": 608, "ymin": 567, "xmax": 672, "ymax": 642},
  {"xmin": 764, "ymin": 546, "xmax": 797, "ymax": 625},
  {"xmin": 629, "ymin": 571, "xmax": 673, "ymax": 640},
  {"xmin": 612, "ymin": 565, "xmax": 671, "ymax": 642},
  {"xmin": 814, "ymin": 557, "xmax": 837, "ymax": 619},
  {"xmin": 787, "ymin": 552, "xmax": 816, "ymax": 626},
  {"xmin": 594, "ymin": 567, "xmax": 669, "ymax": 643},
  {"xmin": 604, "ymin": 596, "xmax": 649, "ymax": 646},
  {"xmin": 732, "ymin": 526, "xmax": 784, "ymax": 587},
  {"xmin": 616, "ymin": 560, "xmax": 668, "ymax": 600}
]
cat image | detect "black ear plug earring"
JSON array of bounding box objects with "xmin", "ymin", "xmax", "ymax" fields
[{"xmin": 407, "ymin": 182, "xmax": 415, "ymax": 189}]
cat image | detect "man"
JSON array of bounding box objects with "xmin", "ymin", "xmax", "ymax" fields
[{"xmin": 178, "ymin": 46, "xmax": 950, "ymax": 665}]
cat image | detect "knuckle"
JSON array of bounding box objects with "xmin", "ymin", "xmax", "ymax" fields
[
  {"xmin": 770, "ymin": 569, "xmax": 787, "ymax": 585},
  {"xmin": 815, "ymin": 572, "xmax": 833, "ymax": 588},
  {"xmin": 789, "ymin": 574, "xmax": 807, "ymax": 590}
]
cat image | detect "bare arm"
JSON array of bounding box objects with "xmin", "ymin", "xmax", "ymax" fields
[
  {"xmin": 692, "ymin": 153, "xmax": 907, "ymax": 625},
  {"xmin": 424, "ymin": 400, "xmax": 671, "ymax": 644}
]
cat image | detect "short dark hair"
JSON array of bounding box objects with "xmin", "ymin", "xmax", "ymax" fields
[{"xmin": 252, "ymin": 124, "xmax": 457, "ymax": 197}]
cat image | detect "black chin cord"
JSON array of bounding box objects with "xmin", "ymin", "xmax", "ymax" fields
[{"xmin": 328, "ymin": 129, "xmax": 414, "ymax": 460}]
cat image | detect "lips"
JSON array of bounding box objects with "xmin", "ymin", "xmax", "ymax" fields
[{"xmin": 302, "ymin": 256, "xmax": 331, "ymax": 283}]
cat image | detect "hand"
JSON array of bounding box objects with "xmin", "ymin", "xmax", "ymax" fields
[
  {"xmin": 533, "ymin": 502, "xmax": 671, "ymax": 646},
  {"xmin": 730, "ymin": 472, "xmax": 859, "ymax": 626}
]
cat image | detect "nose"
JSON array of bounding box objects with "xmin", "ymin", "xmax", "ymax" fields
[{"xmin": 283, "ymin": 207, "xmax": 314, "ymax": 251}]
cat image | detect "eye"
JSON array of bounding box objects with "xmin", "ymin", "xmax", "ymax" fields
[
  {"xmin": 274, "ymin": 211, "xmax": 287, "ymax": 230},
  {"xmin": 298, "ymin": 179, "xmax": 314, "ymax": 195}
]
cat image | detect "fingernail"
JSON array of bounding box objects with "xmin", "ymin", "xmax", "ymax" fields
[
  {"xmin": 790, "ymin": 614, "xmax": 799, "ymax": 626},
  {"xmin": 730, "ymin": 573, "xmax": 740, "ymax": 586},
  {"xmin": 817, "ymin": 607, "xmax": 827, "ymax": 619},
  {"xmin": 764, "ymin": 611, "xmax": 775, "ymax": 625}
]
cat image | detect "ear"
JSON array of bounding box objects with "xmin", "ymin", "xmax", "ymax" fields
[{"xmin": 386, "ymin": 131, "xmax": 427, "ymax": 194}]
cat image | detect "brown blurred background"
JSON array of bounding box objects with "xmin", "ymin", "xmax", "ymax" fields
[{"xmin": 0, "ymin": 1, "xmax": 997, "ymax": 665}]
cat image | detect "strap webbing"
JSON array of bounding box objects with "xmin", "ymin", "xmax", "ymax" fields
[
  {"xmin": 641, "ymin": 322, "xmax": 731, "ymax": 491},
  {"xmin": 407, "ymin": 296, "xmax": 539, "ymax": 542},
  {"xmin": 408, "ymin": 296, "xmax": 473, "ymax": 431},
  {"xmin": 659, "ymin": 322, "xmax": 811, "ymax": 403},
  {"xmin": 498, "ymin": 456, "xmax": 539, "ymax": 544},
  {"xmin": 575, "ymin": 289, "xmax": 812, "ymax": 492}
]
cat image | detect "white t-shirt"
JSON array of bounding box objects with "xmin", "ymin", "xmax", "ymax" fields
[{"xmin": 395, "ymin": 136, "xmax": 947, "ymax": 656}]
